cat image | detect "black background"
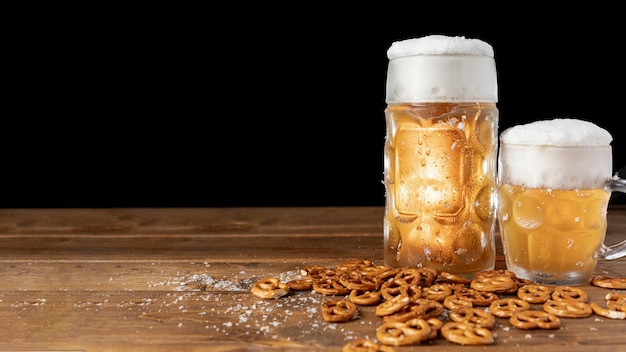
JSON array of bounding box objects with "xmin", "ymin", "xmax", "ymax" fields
[{"xmin": 4, "ymin": 9, "xmax": 625, "ymax": 208}]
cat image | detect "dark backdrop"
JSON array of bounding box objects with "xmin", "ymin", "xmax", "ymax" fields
[{"xmin": 4, "ymin": 9, "xmax": 625, "ymax": 207}]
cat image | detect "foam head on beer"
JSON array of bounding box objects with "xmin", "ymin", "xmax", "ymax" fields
[
  {"xmin": 386, "ymin": 35, "xmax": 498, "ymax": 103},
  {"xmin": 498, "ymin": 118, "xmax": 614, "ymax": 190}
]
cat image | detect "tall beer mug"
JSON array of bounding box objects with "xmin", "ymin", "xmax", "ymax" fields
[
  {"xmin": 383, "ymin": 35, "xmax": 499, "ymax": 275},
  {"xmin": 498, "ymin": 118, "xmax": 626, "ymax": 285}
]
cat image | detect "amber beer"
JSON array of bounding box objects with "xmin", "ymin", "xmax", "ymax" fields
[
  {"xmin": 383, "ymin": 36, "xmax": 499, "ymax": 275},
  {"xmin": 384, "ymin": 103, "xmax": 498, "ymax": 273},
  {"xmin": 497, "ymin": 118, "xmax": 626, "ymax": 285},
  {"xmin": 498, "ymin": 183, "xmax": 610, "ymax": 285}
]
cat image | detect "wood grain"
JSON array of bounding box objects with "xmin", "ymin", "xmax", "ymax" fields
[{"xmin": 0, "ymin": 207, "xmax": 624, "ymax": 351}]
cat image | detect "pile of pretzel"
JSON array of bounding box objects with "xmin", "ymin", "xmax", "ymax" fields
[{"xmin": 250, "ymin": 259, "xmax": 626, "ymax": 351}]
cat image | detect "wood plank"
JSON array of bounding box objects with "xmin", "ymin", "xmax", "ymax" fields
[{"xmin": 0, "ymin": 207, "xmax": 625, "ymax": 351}]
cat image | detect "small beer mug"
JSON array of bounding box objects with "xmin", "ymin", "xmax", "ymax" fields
[
  {"xmin": 497, "ymin": 118, "xmax": 626, "ymax": 285},
  {"xmin": 383, "ymin": 35, "xmax": 499, "ymax": 275}
]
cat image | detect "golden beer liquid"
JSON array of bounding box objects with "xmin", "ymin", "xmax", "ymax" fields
[
  {"xmin": 383, "ymin": 103, "xmax": 498, "ymax": 275},
  {"xmin": 498, "ymin": 184, "xmax": 610, "ymax": 285}
]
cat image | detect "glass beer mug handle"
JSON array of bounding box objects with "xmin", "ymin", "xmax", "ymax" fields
[
  {"xmin": 606, "ymin": 177, "xmax": 626, "ymax": 193},
  {"xmin": 600, "ymin": 176, "xmax": 626, "ymax": 260}
]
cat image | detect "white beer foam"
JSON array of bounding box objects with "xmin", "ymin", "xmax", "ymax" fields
[
  {"xmin": 386, "ymin": 35, "xmax": 497, "ymax": 103},
  {"xmin": 499, "ymin": 119, "xmax": 613, "ymax": 189},
  {"xmin": 387, "ymin": 35, "xmax": 494, "ymax": 59},
  {"xmin": 500, "ymin": 118, "xmax": 612, "ymax": 146}
]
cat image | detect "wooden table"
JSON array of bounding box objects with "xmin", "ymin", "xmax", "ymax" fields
[{"xmin": 0, "ymin": 206, "xmax": 624, "ymax": 351}]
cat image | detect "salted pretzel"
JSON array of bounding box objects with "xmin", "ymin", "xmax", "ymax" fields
[
  {"xmin": 251, "ymin": 277, "xmax": 290, "ymax": 299},
  {"xmin": 606, "ymin": 292, "xmax": 626, "ymax": 311},
  {"xmin": 551, "ymin": 286, "xmax": 588, "ymax": 302},
  {"xmin": 509, "ymin": 310, "xmax": 561, "ymax": 330},
  {"xmin": 440, "ymin": 321, "xmax": 494, "ymax": 345},
  {"xmin": 439, "ymin": 271, "xmax": 472, "ymax": 285},
  {"xmin": 349, "ymin": 289, "xmax": 383, "ymax": 306},
  {"xmin": 470, "ymin": 275, "xmax": 517, "ymax": 294},
  {"xmin": 321, "ymin": 299, "xmax": 357, "ymax": 323},
  {"xmin": 443, "ymin": 294, "xmax": 474, "ymax": 311},
  {"xmin": 358, "ymin": 265, "xmax": 397, "ymax": 282},
  {"xmin": 590, "ymin": 302, "xmax": 626, "ymax": 320},
  {"xmin": 591, "ymin": 275, "xmax": 626, "ymax": 289},
  {"xmin": 454, "ymin": 287, "xmax": 498, "ymax": 306},
  {"xmin": 339, "ymin": 272, "xmax": 379, "ymax": 291},
  {"xmin": 312, "ymin": 278, "xmax": 351, "ymax": 296},
  {"xmin": 448, "ymin": 307, "xmax": 495, "ymax": 329},
  {"xmin": 383, "ymin": 298, "xmax": 444, "ymax": 322},
  {"xmin": 475, "ymin": 269, "xmax": 517, "ymax": 279},
  {"xmin": 336, "ymin": 259, "xmax": 374, "ymax": 272},
  {"xmin": 376, "ymin": 319, "xmax": 433, "ymax": 346},
  {"xmin": 543, "ymin": 299, "xmax": 592, "ymax": 318},
  {"xmin": 375, "ymin": 293, "xmax": 411, "ymax": 316},
  {"xmin": 392, "ymin": 267, "xmax": 426, "ymax": 286},
  {"xmin": 299, "ymin": 264, "xmax": 327, "ymax": 278},
  {"xmin": 286, "ymin": 278, "xmax": 313, "ymax": 291},
  {"xmin": 380, "ymin": 279, "xmax": 421, "ymax": 301},
  {"xmin": 405, "ymin": 318, "xmax": 438, "ymax": 342},
  {"xmin": 517, "ymin": 284, "xmax": 553, "ymax": 304},
  {"xmin": 421, "ymin": 284, "xmax": 452, "ymax": 302},
  {"xmin": 489, "ymin": 298, "xmax": 530, "ymax": 318},
  {"xmin": 426, "ymin": 317, "xmax": 443, "ymax": 334},
  {"xmin": 416, "ymin": 267, "xmax": 439, "ymax": 286},
  {"xmin": 341, "ymin": 338, "xmax": 397, "ymax": 352}
]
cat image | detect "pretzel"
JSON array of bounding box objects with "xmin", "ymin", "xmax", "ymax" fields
[
  {"xmin": 489, "ymin": 298, "xmax": 530, "ymax": 318},
  {"xmin": 591, "ymin": 275, "xmax": 626, "ymax": 289},
  {"xmin": 448, "ymin": 307, "xmax": 495, "ymax": 329},
  {"xmin": 286, "ymin": 278, "xmax": 313, "ymax": 291},
  {"xmin": 439, "ymin": 271, "xmax": 472, "ymax": 285},
  {"xmin": 509, "ymin": 310, "xmax": 561, "ymax": 330},
  {"xmin": 405, "ymin": 318, "xmax": 438, "ymax": 342},
  {"xmin": 590, "ymin": 302, "xmax": 626, "ymax": 320},
  {"xmin": 375, "ymin": 293, "xmax": 411, "ymax": 316},
  {"xmin": 606, "ymin": 293, "xmax": 626, "ymax": 311},
  {"xmin": 321, "ymin": 299, "xmax": 357, "ymax": 323},
  {"xmin": 392, "ymin": 267, "xmax": 426, "ymax": 286},
  {"xmin": 470, "ymin": 275, "xmax": 517, "ymax": 294},
  {"xmin": 380, "ymin": 279, "xmax": 421, "ymax": 301},
  {"xmin": 341, "ymin": 338, "xmax": 397, "ymax": 352},
  {"xmin": 349, "ymin": 289, "xmax": 383, "ymax": 306},
  {"xmin": 358, "ymin": 265, "xmax": 397, "ymax": 282},
  {"xmin": 416, "ymin": 267, "xmax": 439, "ymax": 286},
  {"xmin": 454, "ymin": 287, "xmax": 498, "ymax": 306},
  {"xmin": 443, "ymin": 294, "xmax": 474, "ymax": 311},
  {"xmin": 517, "ymin": 284, "xmax": 553, "ymax": 304},
  {"xmin": 426, "ymin": 317, "xmax": 443, "ymax": 333},
  {"xmin": 251, "ymin": 277, "xmax": 290, "ymax": 299},
  {"xmin": 383, "ymin": 298, "xmax": 444, "ymax": 322},
  {"xmin": 551, "ymin": 286, "xmax": 588, "ymax": 302},
  {"xmin": 440, "ymin": 322, "xmax": 494, "ymax": 345},
  {"xmin": 543, "ymin": 299, "xmax": 592, "ymax": 318},
  {"xmin": 421, "ymin": 284, "xmax": 452, "ymax": 302},
  {"xmin": 376, "ymin": 319, "xmax": 433, "ymax": 346},
  {"xmin": 312, "ymin": 278, "xmax": 351, "ymax": 296},
  {"xmin": 339, "ymin": 272, "xmax": 379, "ymax": 291},
  {"xmin": 336, "ymin": 259, "xmax": 374, "ymax": 272},
  {"xmin": 300, "ymin": 265, "xmax": 327, "ymax": 277}
]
